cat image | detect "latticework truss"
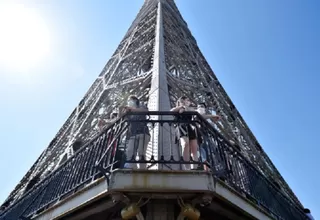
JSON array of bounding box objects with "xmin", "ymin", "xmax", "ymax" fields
[{"xmin": 2, "ymin": 0, "xmax": 302, "ymax": 211}]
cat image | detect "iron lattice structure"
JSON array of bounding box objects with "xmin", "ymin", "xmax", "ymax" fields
[{"xmin": 2, "ymin": 0, "xmax": 302, "ymax": 212}]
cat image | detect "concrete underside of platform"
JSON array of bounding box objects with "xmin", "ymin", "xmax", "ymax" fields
[{"xmin": 33, "ymin": 170, "xmax": 273, "ymax": 220}]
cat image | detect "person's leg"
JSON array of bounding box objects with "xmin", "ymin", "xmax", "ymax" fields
[
  {"xmin": 137, "ymin": 133, "xmax": 150, "ymax": 169},
  {"xmin": 189, "ymin": 139, "xmax": 199, "ymax": 161},
  {"xmin": 199, "ymin": 146, "xmax": 207, "ymax": 162},
  {"xmin": 200, "ymin": 144, "xmax": 209, "ymax": 171},
  {"xmin": 187, "ymin": 125, "xmax": 199, "ymax": 162},
  {"xmin": 124, "ymin": 135, "xmax": 138, "ymax": 169},
  {"xmin": 189, "ymin": 139, "xmax": 199, "ymax": 169},
  {"xmin": 180, "ymin": 136, "xmax": 190, "ymax": 170}
]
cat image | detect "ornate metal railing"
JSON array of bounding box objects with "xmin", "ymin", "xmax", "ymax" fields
[
  {"xmin": 0, "ymin": 116, "xmax": 126, "ymax": 220},
  {"xmin": 0, "ymin": 112, "xmax": 306, "ymax": 220},
  {"xmin": 193, "ymin": 114, "xmax": 307, "ymax": 220}
]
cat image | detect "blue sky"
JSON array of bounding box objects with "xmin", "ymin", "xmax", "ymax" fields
[{"xmin": 0, "ymin": 0, "xmax": 319, "ymax": 217}]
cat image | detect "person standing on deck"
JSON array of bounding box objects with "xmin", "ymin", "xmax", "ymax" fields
[
  {"xmin": 196, "ymin": 103, "xmax": 220, "ymax": 171},
  {"xmin": 123, "ymin": 95, "xmax": 150, "ymax": 169},
  {"xmin": 171, "ymin": 96, "xmax": 199, "ymax": 170}
]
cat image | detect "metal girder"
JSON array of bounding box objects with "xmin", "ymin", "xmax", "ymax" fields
[{"xmin": 104, "ymin": 72, "xmax": 152, "ymax": 90}]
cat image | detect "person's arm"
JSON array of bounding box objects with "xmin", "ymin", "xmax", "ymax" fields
[
  {"xmin": 170, "ymin": 106, "xmax": 185, "ymax": 112},
  {"xmin": 97, "ymin": 118, "xmax": 106, "ymax": 127},
  {"xmin": 105, "ymin": 118, "xmax": 118, "ymax": 124},
  {"xmin": 202, "ymin": 114, "xmax": 220, "ymax": 122}
]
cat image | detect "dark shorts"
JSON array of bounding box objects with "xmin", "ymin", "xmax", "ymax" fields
[{"xmin": 176, "ymin": 124, "xmax": 197, "ymax": 140}]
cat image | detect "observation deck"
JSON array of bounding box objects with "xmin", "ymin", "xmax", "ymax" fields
[{"xmin": 0, "ymin": 112, "xmax": 306, "ymax": 220}]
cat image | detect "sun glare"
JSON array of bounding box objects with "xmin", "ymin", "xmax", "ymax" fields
[{"xmin": 0, "ymin": 4, "xmax": 51, "ymax": 72}]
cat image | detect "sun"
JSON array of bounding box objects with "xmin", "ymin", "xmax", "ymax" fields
[{"xmin": 0, "ymin": 4, "xmax": 51, "ymax": 72}]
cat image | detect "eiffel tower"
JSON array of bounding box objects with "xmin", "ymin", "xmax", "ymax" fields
[{"xmin": 0, "ymin": 0, "xmax": 308, "ymax": 219}]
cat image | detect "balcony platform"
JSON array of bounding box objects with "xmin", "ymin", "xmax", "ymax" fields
[{"xmin": 33, "ymin": 169, "xmax": 273, "ymax": 220}]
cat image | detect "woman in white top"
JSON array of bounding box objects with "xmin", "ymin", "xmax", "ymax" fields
[{"xmin": 171, "ymin": 96, "xmax": 199, "ymax": 170}]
